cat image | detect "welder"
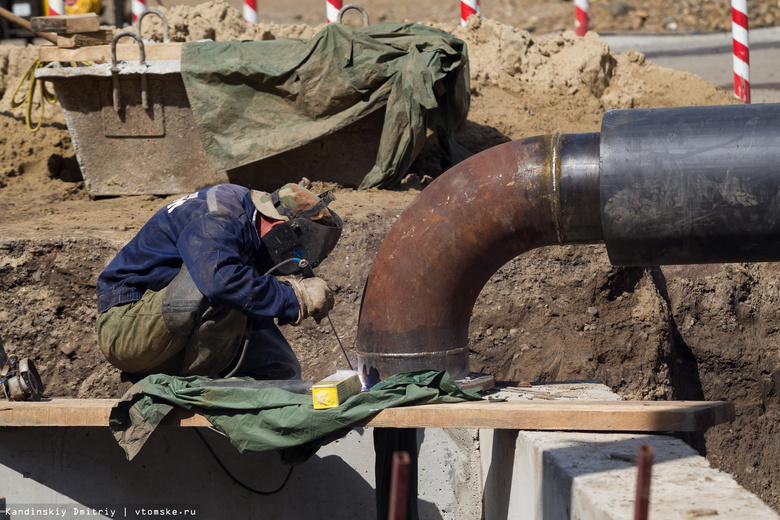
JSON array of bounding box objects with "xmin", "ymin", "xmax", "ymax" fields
[{"xmin": 95, "ymin": 183, "xmax": 342, "ymax": 380}]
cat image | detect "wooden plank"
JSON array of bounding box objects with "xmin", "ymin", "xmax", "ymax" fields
[
  {"xmin": 30, "ymin": 14, "xmax": 100, "ymax": 34},
  {"xmin": 39, "ymin": 42, "xmax": 183, "ymax": 63},
  {"xmin": 0, "ymin": 399, "xmax": 208, "ymax": 427},
  {"xmin": 0, "ymin": 398, "xmax": 735, "ymax": 432},
  {"xmin": 56, "ymin": 30, "xmax": 114, "ymax": 49},
  {"xmin": 363, "ymin": 400, "xmax": 736, "ymax": 432}
]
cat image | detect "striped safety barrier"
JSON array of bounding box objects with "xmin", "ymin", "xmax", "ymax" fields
[
  {"xmin": 327, "ymin": 0, "xmax": 342, "ymax": 23},
  {"xmin": 131, "ymin": 0, "xmax": 146, "ymax": 24},
  {"xmin": 461, "ymin": 0, "xmax": 479, "ymax": 26},
  {"xmin": 48, "ymin": 0, "xmax": 64, "ymax": 17},
  {"xmin": 243, "ymin": 0, "xmax": 258, "ymax": 23},
  {"xmin": 731, "ymin": 0, "xmax": 750, "ymax": 103},
  {"xmin": 574, "ymin": 0, "xmax": 588, "ymax": 36}
]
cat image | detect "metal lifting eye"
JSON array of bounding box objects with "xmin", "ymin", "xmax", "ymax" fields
[
  {"xmin": 336, "ymin": 4, "xmax": 370, "ymax": 26},
  {"xmin": 136, "ymin": 9, "xmax": 171, "ymax": 43},
  {"xmin": 110, "ymin": 32, "xmax": 148, "ymax": 113}
]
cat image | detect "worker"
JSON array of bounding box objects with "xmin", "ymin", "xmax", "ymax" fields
[{"xmin": 95, "ymin": 183, "xmax": 342, "ymax": 380}]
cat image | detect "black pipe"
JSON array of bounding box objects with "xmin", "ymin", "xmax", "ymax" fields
[{"xmin": 601, "ymin": 103, "xmax": 780, "ymax": 265}]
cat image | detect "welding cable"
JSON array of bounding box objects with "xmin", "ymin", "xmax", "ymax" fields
[
  {"xmin": 223, "ymin": 258, "xmax": 304, "ymax": 378},
  {"xmin": 222, "ymin": 327, "xmax": 250, "ymax": 379},
  {"xmin": 10, "ymin": 60, "xmax": 58, "ymax": 133},
  {"xmin": 193, "ymin": 428, "xmax": 294, "ymax": 495}
]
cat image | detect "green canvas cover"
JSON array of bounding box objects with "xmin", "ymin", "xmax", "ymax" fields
[
  {"xmin": 109, "ymin": 370, "xmax": 482, "ymax": 463},
  {"xmin": 180, "ymin": 22, "xmax": 471, "ymax": 189}
]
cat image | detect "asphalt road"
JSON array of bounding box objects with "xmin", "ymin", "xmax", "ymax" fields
[{"xmin": 603, "ymin": 27, "xmax": 780, "ymax": 104}]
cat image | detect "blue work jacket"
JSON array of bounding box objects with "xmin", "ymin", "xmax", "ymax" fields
[{"xmin": 96, "ymin": 184, "xmax": 300, "ymax": 324}]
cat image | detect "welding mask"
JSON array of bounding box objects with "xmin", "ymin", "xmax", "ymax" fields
[{"xmin": 252, "ymin": 184, "xmax": 343, "ymax": 276}]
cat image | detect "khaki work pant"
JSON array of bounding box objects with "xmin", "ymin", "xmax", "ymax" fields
[
  {"xmin": 96, "ymin": 288, "xmax": 245, "ymax": 376},
  {"xmin": 97, "ymin": 290, "xmax": 300, "ymax": 379}
]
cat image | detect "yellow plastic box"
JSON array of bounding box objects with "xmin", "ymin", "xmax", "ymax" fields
[{"xmin": 312, "ymin": 370, "xmax": 362, "ymax": 409}]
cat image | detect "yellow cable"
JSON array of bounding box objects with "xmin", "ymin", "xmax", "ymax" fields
[{"xmin": 10, "ymin": 60, "xmax": 58, "ymax": 134}]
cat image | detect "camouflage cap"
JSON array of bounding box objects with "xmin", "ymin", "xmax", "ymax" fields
[{"xmin": 251, "ymin": 183, "xmax": 333, "ymax": 222}]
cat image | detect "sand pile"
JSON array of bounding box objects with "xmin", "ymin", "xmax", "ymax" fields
[
  {"xmin": 0, "ymin": 45, "xmax": 38, "ymax": 102},
  {"xmin": 445, "ymin": 16, "xmax": 735, "ymax": 142},
  {"xmin": 0, "ymin": 45, "xmax": 73, "ymax": 189},
  {"xmin": 139, "ymin": 0, "xmax": 320, "ymax": 41}
]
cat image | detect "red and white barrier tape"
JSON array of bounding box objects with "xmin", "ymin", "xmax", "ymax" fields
[
  {"xmin": 461, "ymin": 0, "xmax": 479, "ymax": 26},
  {"xmin": 131, "ymin": 0, "xmax": 146, "ymax": 24},
  {"xmin": 574, "ymin": 0, "xmax": 588, "ymax": 36},
  {"xmin": 731, "ymin": 0, "xmax": 750, "ymax": 103},
  {"xmin": 243, "ymin": 0, "xmax": 258, "ymax": 23},
  {"xmin": 327, "ymin": 0, "xmax": 342, "ymax": 23},
  {"xmin": 48, "ymin": 0, "xmax": 64, "ymax": 17}
]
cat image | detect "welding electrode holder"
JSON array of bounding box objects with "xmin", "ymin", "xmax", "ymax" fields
[{"xmin": 297, "ymin": 258, "xmax": 315, "ymax": 278}]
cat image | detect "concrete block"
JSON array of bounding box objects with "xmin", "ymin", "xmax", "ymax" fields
[{"xmin": 480, "ymin": 431, "xmax": 780, "ymax": 519}]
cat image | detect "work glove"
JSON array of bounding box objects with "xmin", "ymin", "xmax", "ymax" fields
[{"xmin": 285, "ymin": 277, "xmax": 335, "ymax": 325}]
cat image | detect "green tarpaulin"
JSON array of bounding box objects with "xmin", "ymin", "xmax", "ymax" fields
[
  {"xmin": 109, "ymin": 370, "xmax": 482, "ymax": 463},
  {"xmin": 180, "ymin": 22, "xmax": 471, "ymax": 189}
]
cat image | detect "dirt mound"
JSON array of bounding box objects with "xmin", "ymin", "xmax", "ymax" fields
[
  {"xmin": 0, "ymin": 3, "xmax": 777, "ymax": 513},
  {"xmin": 447, "ymin": 18, "xmax": 734, "ymax": 144},
  {"xmin": 0, "ymin": 45, "xmax": 37, "ymax": 101},
  {"xmin": 138, "ymin": 0, "xmax": 321, "ymax": 41}
]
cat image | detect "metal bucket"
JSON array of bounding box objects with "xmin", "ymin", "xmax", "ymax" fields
[{"xmin": 36, "ymin": 33, "xmax": 384, "ymax": 196}]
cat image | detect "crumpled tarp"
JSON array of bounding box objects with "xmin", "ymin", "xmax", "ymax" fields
[
  {"xmin": 109, "ymin": 370, "xmax": 482, "ymax": 463},
  {"xmin": 180, "ymin": 22, "xmax": 471, "ymax": 190}
]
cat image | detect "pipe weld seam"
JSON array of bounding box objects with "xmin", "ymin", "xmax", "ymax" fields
[
  {"xmin": 356, "ymin": 347, "xmax": 469, "ymax": 359},
  {"xmin": 550, "ymin": 133, "xmax": 564, "ymax": 244}
]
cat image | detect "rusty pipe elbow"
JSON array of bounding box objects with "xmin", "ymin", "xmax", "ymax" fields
[{"xmin": 356, "ymin": 133, "xmax": 602, "ymax": 381}]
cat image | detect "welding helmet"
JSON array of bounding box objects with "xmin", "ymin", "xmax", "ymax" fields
[{"xmin": 251, "ymin": 183, "xmax": 343, "ymax": 276}]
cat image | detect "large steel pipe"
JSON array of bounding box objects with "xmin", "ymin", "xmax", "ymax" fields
[{"xmin": 357, "ymin": 103, "xmax": 780, "ymax": 381}]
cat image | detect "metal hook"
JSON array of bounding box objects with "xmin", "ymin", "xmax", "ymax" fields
[
  {"xmin": 110, "ymin": 32, "xmax": 149, "ymax": 112},
  {"xmin": 337, "ymin": 4, "xmax": 370, "ymax": 26},
  {"xmin": 136, "ymin": 9, "xmax": 171, "ymax": 43}
]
